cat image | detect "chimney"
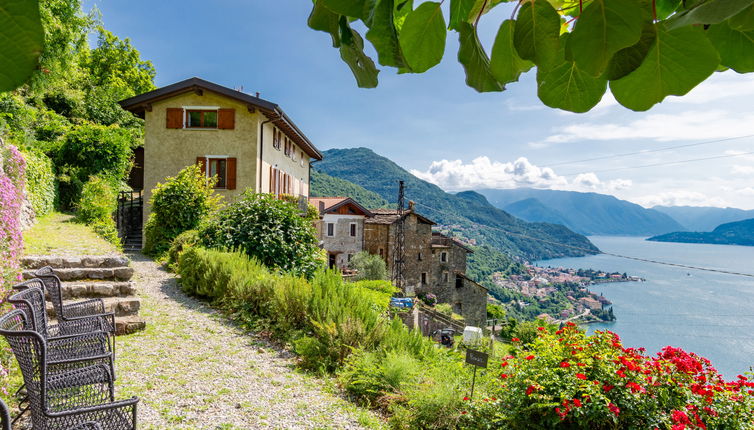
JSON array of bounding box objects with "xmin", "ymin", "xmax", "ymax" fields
[
  {"xmin": 255, "ymin": 92, "xmax": 260, "ymax": 98},
  {"xmin": 408, "ymin": 201, "xmax": 415, "ymax": 211},
  {"xmin": 319, "ymin": 201, "xmax": 325, "ymax": 213}
]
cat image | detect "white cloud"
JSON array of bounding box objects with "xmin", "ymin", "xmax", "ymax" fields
[
  {"xmin": 410, "ymin": 157, "xmax": 632, "ymax": 194},
  {"xmin": 732, "ymin": 165, "xmax": 754, "ymax": 175},
  {"xmin": 633, "ymin": 191, "xmax": 728, "ymax": 208},
  {"xmin": 738, "ymin": 187, "xmax": 754, "ymax": 197}
]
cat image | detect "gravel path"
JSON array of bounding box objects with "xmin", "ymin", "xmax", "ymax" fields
[{"xmin": 115, "ymin": 253, "xmax": 383, "ymax": 430}]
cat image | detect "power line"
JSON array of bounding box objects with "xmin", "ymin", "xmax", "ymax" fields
[
  {"xmin": 560, "ymin": 150, "xmax": 754, "ymax": 177},
  {"xmin": 543, "ymin": 134, "xmax": 754, "ymax": 168},
  {"xmin": 410, "ymin": 201, "xmax": 754, "ymax": 279}
]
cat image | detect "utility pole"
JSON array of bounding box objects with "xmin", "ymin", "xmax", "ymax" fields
[{"xmin": 392, "ymin": 180, "xmax": 406, "ymax": 290}]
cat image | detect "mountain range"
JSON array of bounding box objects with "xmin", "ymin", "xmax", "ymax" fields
[
  {"xmin": 651, "ymin": 206, "xmax": 754, "ymax": 232},
  {"xmin": 312, "ymin": 148, "xmax": 598, "ymax": 261},
  {"xmin": 477, "ymin": 188, "xmax": 684, "ymax": 236},
  {"xmin": 648, "ymin": 218, "xmax": 754, "ymax": 246}
]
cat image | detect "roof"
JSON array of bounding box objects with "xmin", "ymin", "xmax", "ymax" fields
[
  {"xmin": 309, "ymin": 197, "xmax": 373, "ymax": 217},
  {"xmin": 365, "ymin": 209, "xmax": 436, "ymax": 226},
  {"xmin": 431, "ymin": 232, "xmax": 474, "ymax": 253},
  {"xmin": 455, "ymin": 272, "xmax": 488, "ymax": 291},
  {"xmin": 119, "ymin": 77, "xmax": 323, "ymax": 160}
]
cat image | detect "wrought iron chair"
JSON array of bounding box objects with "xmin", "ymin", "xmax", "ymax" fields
[{"xmin": 0, "ymin": 310, "xmax": 137, "ymax": 430}]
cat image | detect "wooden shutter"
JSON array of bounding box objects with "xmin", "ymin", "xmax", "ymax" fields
[
  {"xmin": 218, "ymin": 108, "xmax": 235, "ymax": 129},
  {"xmin": 196, "ymin": 157, "xmax": 206, "ymax": 175},
  {"xmin": 166, "ymin": 108, "xmax": 183, "ymax": 128},
  {"xmin": 226, "ymin": 157, "xmax": 237, "ymax": 190}
]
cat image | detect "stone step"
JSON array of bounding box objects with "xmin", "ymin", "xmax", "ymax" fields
[
  {"xmin": 58, "ymin": 281, "xmax": 137, "ymax": 299},
  {"xmin": 24, "ymin": 266, "xmax": 134, "ymax": 282},
  {"xmin": 46, "ymin": 296, "xmax": 141, "ymax": 318},
  {"xmin": 115, "ymin": 315, "xmax": 146, "ymax": 335},
  {"xmin": 21, "ymin": 255, "xmax": 130, "ymax": 270}
]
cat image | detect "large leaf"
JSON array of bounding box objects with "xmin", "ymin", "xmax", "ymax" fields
[
  {"xmin": 707, "ymin": 20, "xmax": 754, "ymax": 72},
  {"xmin": 490, "ymin": 20, "xmax": 534, "ymax": 85},
  {"xmin": 366, "ymin": 0, "xmax": 406, "ymax": 67},
  {"xmin": 339, "ymin": 19, "xmax": 380, "ymax": 88},
  {"xmin": 308, "ymin": 2, "xmax": 342, "ymax": 47},
  {"xmin": 320, "ymin": 0, "xmax": 369, "ymax": 19},
  {"xmin": 457, "ymin": 22, "xmax": 504, "ymax": 92},
  {"xmin": 399, "ymin": 2, "xmax": 447, "ymax": 73},
  {"xmin": 568, "ymin": 0, "xmax": 644, "ymax": 76},
  {"xmin": 0, "ymin": 0, "xmax": 43, "ymax": 92},
  {"xmin": 537, "ymin": 35, "xmax": 608, "ymax": 113},
  {"xmin": 449, "ymin": 0, "xmax": 476, "ymax": 30},
  {"xmin": 513, "ymin": 0, "xmax": 561, "ymax": 70},
  {"xmin": 666, "ymin": 0, "xmax": 754, "ymax": 29},
  {"xmin": 656, "ymin": 0, "xmax": 683, "ymax": 19},
  {"xmin": 604, "ymin": 22, "xmax": 657, "ymax": 80},
  {"xmin": 729, "ymin": 4, "xmax": 754, "ymax": 30},
  {"xmin": 394, "ymin": 0, "xmax": 413, "ymax": 31},
  {"xmin": 468, "ymin": 0, "xmax": 508, "ymax": 22},
  {"xmin": 610, "ymin": 24, "xmax": 719, "ymax": 111}
]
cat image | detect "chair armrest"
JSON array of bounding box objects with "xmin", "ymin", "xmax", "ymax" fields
[
  {"xmin": 55, "ymin": 314, "xmax": 113, "ymax": 336},
  {"xmin": 44, "ymin": 396, "xmax": 138, "ymax": 419},
  {"xmin": 62, "ymin": 299, "xmax": 107, "ymax": 319}
]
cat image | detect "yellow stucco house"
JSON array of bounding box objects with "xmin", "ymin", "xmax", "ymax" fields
[{"xmin": 120, "ymin": 77, "xmax": 323, "ymax": 229}]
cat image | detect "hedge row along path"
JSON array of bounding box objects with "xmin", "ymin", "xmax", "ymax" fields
[{"xmin": 115, "ymin": 253, "xmax": 383, "ymax": 429}]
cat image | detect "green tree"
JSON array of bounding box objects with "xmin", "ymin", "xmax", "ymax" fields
[
  {"xmin": 199, "ymin": 192, "xmax": 324, "ymax": 278},
  {"xmin": 307, "ymin": 0, "xmax": 754, "ymax": 112},
  {"xmin": 348, "ymin": 251, "xmax": 388, "ymax": 280},
  {"xmin": 143, "ymin": 165, "xmax": 221, "ymax": 257}
]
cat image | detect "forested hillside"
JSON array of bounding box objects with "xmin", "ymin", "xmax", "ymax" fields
[
  {"xmin": 309, "ymin": 170, "xmax": 389, "ymax": 209},
  {"xmin": 314, "ymin": 148, "xmax": 599, "ymax": 261},
  {"xmin": 648, "ymin": 218, "xmax": 754, "ymax": 246}
]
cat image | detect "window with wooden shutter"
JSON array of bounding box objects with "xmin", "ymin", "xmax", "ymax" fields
[
  {"xmin": 226, "ymin": 157, "xmax": 237, "ymax": 189},
  {"xmin": 196, "ymin": 157, "xmax": 206, "ymax": 175},
  {"xmin": 167, "ymin": 108, "xmax": 183, "ymax": 128},
  {"xmin": 218, "ymin": 108, "xmax": 235, "ymax": 129}
]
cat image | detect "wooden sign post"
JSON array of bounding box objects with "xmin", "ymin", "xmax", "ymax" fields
[{"xmin": 465, "ymin": 348, "xmax": 488, "ymax": 401}]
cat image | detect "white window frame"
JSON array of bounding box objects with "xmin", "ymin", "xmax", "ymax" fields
[{"xmin": 182, "ymin": 106, "xmax": 220, "ymax": 129}]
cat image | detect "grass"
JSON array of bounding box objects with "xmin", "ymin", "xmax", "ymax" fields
[{"xmin": 23, "ymin": 212, "xmax": 119, "ymax": 255}]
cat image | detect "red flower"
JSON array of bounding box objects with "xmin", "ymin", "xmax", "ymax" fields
[
  {"xmin": 461, "ymin": 411, "xmax": 468, "ymax": 415},
  {"xmin": 672, "ymin": 410, "xmax": 690, "ymax": 425},
  {"xmin": 500, "ymin": 373, "xmax": 509, "ymax": 379},
  {"xmin": 525, "ymin": 355, "xmax": 535, "ymax": 360},
  {"xmin": 463, "ymin": 396, "xmax": 470, "ymax": 401},
  {"xmin": 511, "ymin": 337, "xmax": 520, "ymax": 342},
  {"xmin": 603, "ymin": 384, "xmax": 615, "ymax": 392},
  {"xmin": 526, "ymin": 385, "xmax": 537, "ymax": 395},
  {"xmin": 501, "ymin": 361, "xmax": 509, "ymax": 367},
  {"xmin": 575, "ymin": 373, "xmax": 587, "ymax": 380},
  {"xmin": 537, "ymin": 327, "xmax": 545, "ymax": 331},
  {"xmin": 608, "ymin": 403, "xmax": 620, "ymax": 416},
  {"xmin": 573, "ymin": 398, "xmax": 582, "ymax": 407},
  {"xmin": 559, "ymin": 361, "xmax": 571, "ymax": 368}
]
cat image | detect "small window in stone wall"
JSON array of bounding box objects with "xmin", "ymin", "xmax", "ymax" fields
[
  {"xmin": 441, "ymin": 252, "xmax": 448, "ymax": 262},
  {"xmin": 379, "ymin": 248, "xmax": 384, "ymax": 257},
  {"xmin": 421, "ymin": 273, "xmax": 427, "ymax": 284},
  {"xmin": 417, "ymin": 252, "xmax": 423, "ymax": 261},
  {"xmin": 455, "ymin": 275, "xmax": 463, "ymax": 288},
  {"xmin": 327, "ymin": 223, "xmax": 334, "ymax": 237},
  {"xmin": 350, "ymin": 223, "xmax": 357, "ymax": 237},
  {"xmin": 442, "ymin": 271, "xmax": 449, "ymax": 283}
]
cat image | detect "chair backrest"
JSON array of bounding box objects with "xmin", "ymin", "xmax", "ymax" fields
[
  {"xmin": 8, "ymin": 285, "xmax": 49, "ymax": 338},
  {"xmin": 0, "ymin": 398, "xmax": 10, "ymax": 430},
  {"xmin": 33, "ymin": 266, "xmax": 65, "ymax": 317},
  {"xmin": 0, "ymin": 310, "xmax": 46, "ymax": 415}
]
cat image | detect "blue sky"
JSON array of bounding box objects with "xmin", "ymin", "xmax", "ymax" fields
[{"xmin": 86, "ymin": 0, "xmax": 754, "ymax": 209}]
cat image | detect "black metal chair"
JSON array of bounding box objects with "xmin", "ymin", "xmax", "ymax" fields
[{"xmin": 0, "ymin": 310, "xmax": 137, "ymax": 430}]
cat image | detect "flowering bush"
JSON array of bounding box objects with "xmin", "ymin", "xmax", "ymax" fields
[
  {"xmin": 0, "ymin": 140, "xmax": 25, "ymax": 289},
  {"xmin": 461, "ymin": 323, "xmax": 754, "ymax": 429}
]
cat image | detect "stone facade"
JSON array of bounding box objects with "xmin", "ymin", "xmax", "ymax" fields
[{"xmin": 310, "ymin": 197, "xmax": 372, "ymax": 269}]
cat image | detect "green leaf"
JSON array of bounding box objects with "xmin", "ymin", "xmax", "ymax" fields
[
  {"xmin": 656, "ymin": 0, "xmax": 682, "ymax": 19},
  {"xmin": 729, "ymin": 4, "xmax": 754, "ymax": 30},
  {"xmin": 568, "ymin": 0, "xmax": 644, "ymax": 77},
  {"xmin": 604, "ymin": 22, "xmax": 657, "ymax": 80},
  {"xmin": 468, "ymin": 0, "xmax": 508, "ymax": 23},
  {"xmin": 490, "ymin": 20, "xmax": 534, "ymax": 85},
  {"xmin": 457, "ymin": 22, "xmax": 504, "ymax": 92},
  {"xmin": 320, "ymin": 0, "xmax": 368, "ymax": 19},
  {"xmin": 308, "ymin": 2, "xmax": 342, "ymax": 47},
  {"xmin": 0, "ymin": 0, "xmax": 43, "ymax": 92},
  {"xmin": 366, "ymin": 0, "xmax": 406, "ymax": 67},
  {"xmin": 339, "ymin": 18, "xmax": 380, "ymax": 88},
  {"xmin": 399, "ymin": 2, "xmax": 447, "ymax": 73},
  {"xmin": 610, "ymin": 24, "xmax": 719, "ymax": 111},
  {"xmin": 449, "ymin": 0, "xmax": 476, "ymax": 30},
  {"xmin": 666, "ymin": 0, "xmax": 754, "ymax": 29},
  {"xmin": 513, "ymin": 0, "xmax": 561, "ymax": 70},
  {"xmin": 537, "ymin": 35, "xmax": 608, "ymax": 113},
  {"xmin": 394, "ymin": 0, "xmax": 413, "ymax": 31},
  {"xmin": 707, "ymin": 20, "xmax": 754, "ymax": 72}
]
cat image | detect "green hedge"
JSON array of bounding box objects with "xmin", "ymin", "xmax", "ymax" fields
[
  {"xmin": 175, "ymin": 246, "xmax": 490, "ymax": 428},
  {"xmin": 21, "ymin": 149, "xmax": 56, "ymax": 217},
  {"xmin": 76, "ymin": 176, "xmax": 119, "ymax": 246}
]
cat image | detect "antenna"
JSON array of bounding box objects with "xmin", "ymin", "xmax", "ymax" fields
[{"xmin": 392, "ymin": 180, "xmax": 406, "ymax": 290}]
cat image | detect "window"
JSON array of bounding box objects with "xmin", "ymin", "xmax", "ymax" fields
[
  {"xmin": 208, "ymin": 158, "xmax": 227, "ymax": 188},
  {"xmin": 421, "ymin": 273, "xmax": 427, "ymax": 284},
  {"xmin": 327, "ymin": 223, "xmax": 335, "ymax": 237},
  {"xmin": 456, "ymin": 275, "xmax": 464, "ymax": 288},
  {"xmin": 186, "ymin": 110, "xmax": 217, "ymax": 128},
  {"xmin": 379, "ymin": 248, "xmax": 384, "ymax": 257},
  {"xmin": 417, "ymin": 252, "xmax": 423, "ymax": 261},
  {"xmin": 440, "ymin": 252, "xmax": 448, "ymax": 263},
  {"xmin": 350, "ymin": 223, "xmax": 357, "ymax": 237},
  {"xmin": 442, "ymin": 271, "xmax": 449, "ymax": 283},
  {"xmin": 273, "ymin": 129, "xmax": 282, "ymax": 150}
]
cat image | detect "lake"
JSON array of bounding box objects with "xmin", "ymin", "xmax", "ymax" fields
[{"xmin": 537, "ymin": 236, "xmax": 754, "ymax": 379}]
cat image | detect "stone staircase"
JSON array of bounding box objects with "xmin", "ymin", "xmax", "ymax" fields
[{"xmin": 21, "ymin": 255, "xmax": 146, "ymax": 335}]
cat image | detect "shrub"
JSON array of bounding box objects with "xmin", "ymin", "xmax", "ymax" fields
[
  {"xmin": 21, "ymin": 150, "xmax": 56, "ymax": 217},
  {"xmin": 143, "ymin": 165, "xmax": 220, "ymax": 258},
  {"xmin": 76, "ymin": 176, "xmax": 119, "ymax": 246},
  {"xmin": 348, "ymin": 251, "xmax": 388, "ymax": 281},
  {"xmin": 461, "ymin": 323, "xmax": 754, "ymax": 429},
  {"xmin": 199, "ymin": 192, "xmax": 322, "ymax": 278},
  {"xmin": 166, "ymin": 229, "xmax": 200, "ymax": 270},
  {"xmin": 55, "ymin": 123, "xmax": 132, "ymax": 209},
  {"xmin": 435, "ymin": 303, "xmax": 453, "ymax": 317},
  {"xmin": 0, "ymin": 140, "xmax": 25, "ymax": 288}
]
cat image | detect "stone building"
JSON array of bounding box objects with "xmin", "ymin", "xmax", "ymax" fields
[
  {"xmin": 363, "ymin": 203, "xmax": 488, "ymax": 326},
  {"xmin": 309, "ymin": 197, "xmax": 373, "ymax": 269}
]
